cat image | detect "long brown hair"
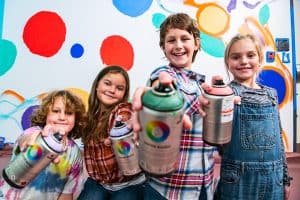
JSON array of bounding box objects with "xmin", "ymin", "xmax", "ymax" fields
[
  {"xmin": 31, "ymin": 90, "xmax": 86, "ymax": 139},
  {"xmin": 82, "ymin": 65, "xmax": 130, "ymax": 143}
]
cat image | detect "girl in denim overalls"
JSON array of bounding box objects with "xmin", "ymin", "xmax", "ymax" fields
[{"xmin": 215, "ymin": 34, "xmax": 292, "ymax": 200}]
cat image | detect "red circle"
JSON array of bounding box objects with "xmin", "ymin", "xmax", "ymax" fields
[
  {"xmin": 23, "ymin": 11, "xmax": 66, "ymax": 57},
  {"xmin": 100, "ymin": 35, "xmax": 134, "ymax": 70}
]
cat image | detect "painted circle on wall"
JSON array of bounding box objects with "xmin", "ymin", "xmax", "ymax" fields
[
  {"xmin": 257, "ymin": 69, "xmax": 286, "ymax": 105},
  {"xmin": 100, "ymin": 35, "xmax": 134, "ymax": 70},
  {"xmin": 21, "ymin": 105, "xmax": 39, "ymax": 130},
  {"xmin": 23, "ymin": 11, "xmax": 66, "ymax": 57}
]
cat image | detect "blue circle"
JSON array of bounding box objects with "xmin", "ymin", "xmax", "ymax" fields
[
  {"xmin": 70, "ymin": 43, "xmax": 84, "ymax": 58},
  {"xmin": 113, "ymin": 0, "xmax": 153, "ymax": 17},
  {"xmin": 257, "ymin": 69, "xmax": 286, "ymax": 104}
]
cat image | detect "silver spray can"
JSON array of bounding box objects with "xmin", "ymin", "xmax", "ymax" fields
[
  {"xmin": 202, "ymin": 79, "xmax": 234, "ymax": 145},
  {"xmin": 2, "ymin": 132, "xmax": 64, "ymax": 188},
  {"xmin": 139, "ymin": 83, "xmax": 185, "ymax": 176},
  {"xmin": 110, "ymin": 119, "xmax": 141, "ymax": 176}
]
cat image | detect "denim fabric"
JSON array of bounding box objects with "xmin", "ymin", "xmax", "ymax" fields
[
  {"xmin": 77, "ymin": 177, "xmax": 144, "ymax": 200},
  {"xmin": 217, "ymin": 86, "xmax": 284, "ymax": 200},
  {"xmin": 144, "ymin": 182, "xmax": 167, "ymax": 200}
]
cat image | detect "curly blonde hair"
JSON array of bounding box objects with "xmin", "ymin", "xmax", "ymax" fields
[{"xmin": 30, "ymin": 90, "xmax": 87, "ymax": 139}]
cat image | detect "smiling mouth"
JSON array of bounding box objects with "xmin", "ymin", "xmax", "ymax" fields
[{"xmin": 173, "ymin": 52, "xmax": 185, "ymax": 56}]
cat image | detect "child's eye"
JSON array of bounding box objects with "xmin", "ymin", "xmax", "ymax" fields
[
  {"xmin": 52, "ymin": 109, "xmax": 59, "ymax": 113},
  {"xmin": 230, "ymin": 55, "xmax": 239, "ymax": 60},
  {"xmin": 104, "ymin": 81, "xmax": 111, "ymax": 86},
  {"xmin": 248, "ymin": 53, "xmax": 256, "ymax": 58},
  {"xmin": 117, "ymin": 86, "xmax": 125, "ymax": 92},
  {"xmin": 65, "ymin": 111, "xmax": 74, "ymax": 115}
]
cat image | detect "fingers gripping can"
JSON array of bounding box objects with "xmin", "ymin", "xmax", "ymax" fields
[
  {"xmin": 110, "ymin": 119, "xmax": 141, "ymax": 176},
  {"xmin": 202, "ymin": 79, "xmax": 234, "ymax": 145},
  {"xmin": 2, "ymin": 132, "xmax": 64, "ymax": 188},
  {"xmin": 139, "ymin": 83, "xmax": 185, "ymax": 176}
]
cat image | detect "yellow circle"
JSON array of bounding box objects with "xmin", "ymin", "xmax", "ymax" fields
[
  {"xmin": 197, "ymin": 3, "xmax": 229, "ymax": 36},
  {"xmin": 66, "ymin": 88, "xmax": 89, "ymax": 110}
]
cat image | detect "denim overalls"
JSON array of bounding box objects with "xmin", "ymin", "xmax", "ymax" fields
[{"xmin": 217, "ymin": 84, "xmax": 284, "ymax": 200}]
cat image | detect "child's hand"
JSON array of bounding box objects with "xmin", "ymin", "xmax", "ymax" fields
[
  {"xmin": 18, "ymin": 125, "xmax": 66, "ymax": 164},
  {"xmin": 103, "ymin": 137, "xmax": 112, "ymax": 146},
  {"xmin": 131, "ymin": 71, "xmax": 192, "ymax": 142},
  {"xmin": 18, "ymin": 129, "xmax": 41, "ymax": 152}
]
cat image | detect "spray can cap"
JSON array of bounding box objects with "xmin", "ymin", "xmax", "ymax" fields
[
  {"xmin": 142, "ymin": 82, "xmax": 184, "ymax": 111},
  {"xmin": 110, "ymin": 116, "xmax": 132, "ymax": 137},
  {"xmin": 213, "ymin": 79, "xmax": 225, "ymax": 86},
  {"xmin": 53, "ymin": 132, "xmax": 63, "ymax": 142},
  {"xmin": 42, "ymin": 131, "xmax": 65, "ymax": 153},
  {"xmin": 206, "ymin": 77, "xmax": 233, "ymax": 96}
]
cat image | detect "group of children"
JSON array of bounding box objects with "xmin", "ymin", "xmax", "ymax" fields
[{"xmin": 0, "ymin": 12, "xmax": 292, "ymax": 200}]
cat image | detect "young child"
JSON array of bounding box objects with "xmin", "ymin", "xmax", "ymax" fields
[
  {"xmin": 0, "ymin": 90, "xmax": 86, "ymax": 200},
  {"xmin": 132, "ymin": 13, "xmax": 216, "ymax": 200},
  {"xmin": 77, "ymin": 65, "xmax": 145, "ymax": 200},
  {"xmin": 215, "ymin": 34, "xmax": 292, "ymax": 199}
]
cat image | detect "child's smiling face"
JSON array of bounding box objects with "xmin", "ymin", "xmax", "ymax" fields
[
  {"xmin": 162, "ymin": 28, "xmax": 199, "ymax": 69},
  {"xmin": 46, "ymin": 96, "xmax": 75, "ymax": 135}
]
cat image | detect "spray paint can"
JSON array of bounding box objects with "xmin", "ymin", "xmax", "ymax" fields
[
  {"xmin": 110, "ymin": 119, "xmax": 141, "ymax": 176},
  {"xmin": 202, "ymin": 79, "xmax": 234, "ymax": 145},
  {"xmin": 139, "ymin": 83, "xmax": 185, "ymax": 176},
  {"xmin": 2, "ymin": 132, "xmax": 64, "ymax": 188}
]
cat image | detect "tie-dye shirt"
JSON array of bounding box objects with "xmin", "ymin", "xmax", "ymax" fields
[{"xmin": 0, "ymin": 126, "xmax": 84, "ymax": 200}]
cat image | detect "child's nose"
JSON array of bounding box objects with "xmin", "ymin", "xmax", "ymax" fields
[
  {"xmin": 59, "ymin": 113, "xmax": 66, "ymax": 119},
  {"xmin": 241, "ymin": 56, "xmax": 248, "ymax": 64},
  {"xmin": 175, "ymin": 39, "xmax": 183, "ymax": 48}
]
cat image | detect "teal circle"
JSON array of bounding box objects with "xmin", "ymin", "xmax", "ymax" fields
[
  {"xmin": 152, "ymin": 13, "xmax": 166, "ymax": 29},
  {"xmin": 0, "ymin": 39, "xmax": 17, "ymax": 76},
  {"xmin": 200, "ymin": 33, "xmax": 225, "ymax": 58}
]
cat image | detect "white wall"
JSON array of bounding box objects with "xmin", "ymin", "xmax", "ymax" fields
[{"xmin": 0, "ymin": 0, "xmax": 297, "ymax": 151}]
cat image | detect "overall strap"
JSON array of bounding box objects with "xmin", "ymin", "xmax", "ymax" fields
[
  {"xmin": 231, "ymin": 85, "xmax": 241, "ymax": 96},
  {"xmin": 264, "ymin": 86, "xmax": 277, "ymax": 105}
]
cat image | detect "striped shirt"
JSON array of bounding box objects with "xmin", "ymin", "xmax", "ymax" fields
[{"xmin": 147, "ymin": 65, "xmax": 216, "ymax": 200}]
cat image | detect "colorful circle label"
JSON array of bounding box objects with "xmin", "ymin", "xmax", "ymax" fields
[
  {"xmin": 146, "ymin": 121, "xmax": 169, "ymax": 143},
  {"xmin": 116, "ymin": 141, "xmax": 131, "ymax": 155},
  {"xmin": 26, "ymin": 144, "xmax": 43, "ymax": 160}
]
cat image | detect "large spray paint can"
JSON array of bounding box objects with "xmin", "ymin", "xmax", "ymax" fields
[
  {"xmin": 110, "ymin": 119, "xmax": 141, "ymax": 176},
  {"xmin": 2, "ymin": 132, "xmax": 64, "ymax": 188},
  {"xmin": 202, "ymin": 79, "xmax": 234, "ymax": 145},
  {"xmin": 139, "ymin": 83, "xmax": 185, "ymax": 176}
]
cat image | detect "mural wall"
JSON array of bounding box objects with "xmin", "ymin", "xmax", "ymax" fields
[{"xmin": 0, "ymin": 0, "xmax": 297, "ymax": 151}]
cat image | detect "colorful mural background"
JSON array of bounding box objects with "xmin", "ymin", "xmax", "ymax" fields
[{"xmin": 0, "ymin": 0, "xmax": 297, "ymax": 151}]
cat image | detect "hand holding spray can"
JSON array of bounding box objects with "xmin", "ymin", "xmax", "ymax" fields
[
  {"xmin": 2, "ymin": 132, "xmax": 65, "ymax": 188},
  {"xmin": 110, "ymin": 117, "xmax": 141, "ymax": 176},
  {"xmin": 139, "ymin": 81, "xmax": 185, "ymax": 176},
  {"xmin": 202, "ymin": 79, "xmax": 234, "ymax": 145}
]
